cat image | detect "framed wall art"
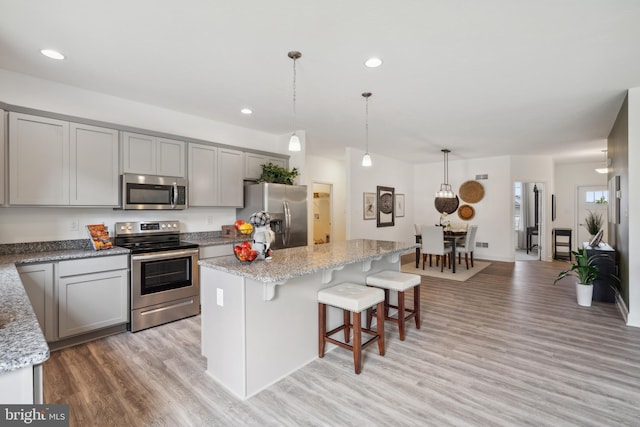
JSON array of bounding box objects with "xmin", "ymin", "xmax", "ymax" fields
[
  {"xmin": 377, "ymin": 186, "xmax": 395, "ymax": 227},
  {"xmin": 395, "ymin": 194, "xmax": 405, "ymax": 217},
  {"xmin": 363, "ymin": 192, "xmax": 376, "ymax": 220}
]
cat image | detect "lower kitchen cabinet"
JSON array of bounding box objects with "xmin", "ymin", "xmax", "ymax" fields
[
  {"xmin": 57, "ymin": 256, "xmax": 129, "ymax": 339},
  {"xmin": 17, "ymin": 263, "xmax": 56, "ymax": 342}
]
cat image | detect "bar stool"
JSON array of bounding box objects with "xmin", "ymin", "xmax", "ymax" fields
[
  {"xmin": 366, "ymin": 270, "xmax": 421, "ymax": 341},
  {"xmin": 318, "ymin": 283, "xmax": 385, "ymax": 374}
]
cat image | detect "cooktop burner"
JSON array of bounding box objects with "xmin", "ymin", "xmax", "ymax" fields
[{"xmin": 114, "ymin": 221, "xmax": 198, "ymax": 253}]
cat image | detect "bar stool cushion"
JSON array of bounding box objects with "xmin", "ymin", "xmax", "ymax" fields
[
  {"xmin": 318, "ymin": 283, "xmax": 384, "ymax": 313},
  {"xmin": 366, "ymin": 271, "xmax": 420, "ymax": 291}
]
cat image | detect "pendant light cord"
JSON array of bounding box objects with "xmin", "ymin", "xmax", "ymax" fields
[
  {"xmin": 292, "ymin": 56, "xmax": 297, "ymax": 131},
  {"xmin": 365, "ymin": 95, "xmax": 369, "ymax": 153}
]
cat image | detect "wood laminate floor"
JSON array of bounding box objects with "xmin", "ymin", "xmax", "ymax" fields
[{"xmin": 43, "ymin": 260, "xmax": 640, "ymax": 426}]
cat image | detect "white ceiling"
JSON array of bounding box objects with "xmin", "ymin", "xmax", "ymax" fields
[{"xmin": 2, "ymin": 1, "xmax": 640, "ymax": 164}]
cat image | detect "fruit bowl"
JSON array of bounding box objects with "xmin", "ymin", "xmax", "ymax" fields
[{"xmin": 233, "ymin": 241, "xmax": 258, "ymax": 263}]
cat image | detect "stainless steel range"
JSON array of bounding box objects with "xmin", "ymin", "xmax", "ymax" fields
[{"xmin": 115, "ymin": 221, "xmax": 199, "ymax": 332}]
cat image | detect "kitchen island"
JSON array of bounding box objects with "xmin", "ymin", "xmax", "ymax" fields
[{"xmin": 198, "ymin": 239, "xmax": 417, "ymax": 399}]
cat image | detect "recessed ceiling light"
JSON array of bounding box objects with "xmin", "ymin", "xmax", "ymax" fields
[
  {"xmin": 365, "ymin": 57, "xmax": 383, "ymax": 68},
  {"xmin": 240, "ymin": 108, "xmax": 253, "ymax": 115},
  {"xmin": 40, "ymin": 49, "xmax": 65, "ymax": 60}
]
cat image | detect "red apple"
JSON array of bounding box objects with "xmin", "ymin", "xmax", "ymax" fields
[{"xmin": 234, "ymin": 219, "xmax": 245, "ymax": 230}]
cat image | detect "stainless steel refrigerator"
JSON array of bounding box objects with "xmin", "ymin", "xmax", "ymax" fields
[{"xmin": 237, "ymin": 183, "xmax": 308, "ymax": 249}]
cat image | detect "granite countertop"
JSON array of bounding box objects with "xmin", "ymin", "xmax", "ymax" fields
[
  {"xmin": 182, "ymin": 234, "xmax": 249, "ymax": 247},
  {"xmin": 0, "ymin": 243, "xmax": 130, "ymax": 374},
  {"xmin": 199, "ymin": 239, "xmax": 418, "ymax": 283}
]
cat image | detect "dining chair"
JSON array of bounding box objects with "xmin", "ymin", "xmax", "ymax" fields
[
  {"xmin": 421, "ymin": 225, "xmax": 452, "ymax": 272},
  {"xmin": 456, "ymin": 225, "xmax": 478, "ymax": 269}
]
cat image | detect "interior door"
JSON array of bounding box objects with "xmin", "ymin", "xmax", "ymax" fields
[{"xmin": 577, "ymin": 185, "xmax": 608, "ymax": 247}]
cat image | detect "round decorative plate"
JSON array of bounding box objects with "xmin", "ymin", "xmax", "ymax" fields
[
  {"xmin": 458, "ymin": 204, "xmax": 475, "ymax": 220},
  {"xmin": 459, "ymin": 180, "xmax": 485, "ymax": 203},
  {"xmin": 434, "ymin": 196, "xmax": 459, "ymax": 214},
  {"xmin": 379, "ymin": 193, "xmax": 394, "ymax": 214}
]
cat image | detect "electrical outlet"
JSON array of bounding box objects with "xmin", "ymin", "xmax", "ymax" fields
[
  {"xmin": 217, "ymin": 288, "xmax": 224, "ymax": 306},
  {"xmin": 207, "ymin": 216, "xmax": 214, "ymax": 225},
  {"xmin": 70, "ymin": 219, "xmax": 79, "ymax": 231}
]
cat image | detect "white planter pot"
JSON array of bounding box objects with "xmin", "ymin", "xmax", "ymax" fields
[{"xmin": 576, "ymin": 283, "xmax": 594, "ymax": 307}]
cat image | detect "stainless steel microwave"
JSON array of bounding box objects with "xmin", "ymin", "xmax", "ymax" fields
[{"xmin": 122, "ymin": 174, "xmax": 188, "ymax": 210}]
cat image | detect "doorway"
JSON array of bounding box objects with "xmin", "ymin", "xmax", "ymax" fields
[
  {"xmin": 577, "ymin": 185, "xmax": 608, "ymax": 248},
  {"xmin": 514, "ymin": 181, "xmax": 544, "ymax": 261},
  {"xmin": 312, "ymin": 182, "xmax": 332, "ymax": 245}
]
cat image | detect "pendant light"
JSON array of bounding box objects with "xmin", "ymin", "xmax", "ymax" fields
[
  {"xmin": 595, "ymin": 149, "xmax": 608, "ymax": 174},
  {"xmin": 288, "ymin": 51, "xmax": 302, "ymax": 152},
  {"xmin": 435, "ymin": 149, "xmax": 456, "ymax": 198},
  {"xmin": 361, "ymin": 92, "xmax": 372, "ymax": 167}
]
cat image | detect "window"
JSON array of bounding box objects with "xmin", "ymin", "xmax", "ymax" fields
[{"xmin": 585, "ymin": 190, "xmax": 608, "ymax": 204}]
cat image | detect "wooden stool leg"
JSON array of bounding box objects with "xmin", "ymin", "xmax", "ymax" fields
[
  {"xmin": 343, "ymin": 310, "xmax": 351, "ymax": 343},
  {"xmin": 465, "ymin": 253, "xmax": 469, "ymax": 269},
  {"xmin": 384, "ymin": 289, "xmax": 390, "ymax": 317},
  {"xmin": 375, "ymin": 301, "xmax": 385, "ymax": 356},
  {"xmin": 398, "ymin": 290, "xmax": 406, "ymax": 341},
  {"xmin": 319, "ymin": 303, "xmax": 326, "ymax": 358},
  {"xmin": 414, "ymin": 284, "xmax": 421, "ymax": 329},
  {"xmin": 353, "ymin": 311, "xmax": 362, "ymax": 374},
  {"xmin": 366, "ymin": 307, "xmax": 372, "ymax": 329}
]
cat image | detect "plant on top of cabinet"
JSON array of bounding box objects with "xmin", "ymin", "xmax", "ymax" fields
[{"xmin": 257, "ymin": 162, "xmax": 299, "ymax": 185}]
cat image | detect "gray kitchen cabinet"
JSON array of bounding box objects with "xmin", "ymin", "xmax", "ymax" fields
[
  {"xmin": 70, "ymin": 123, "xmax": 119, "ymax": 206},
  {"xmin": 9, "ymin": 113, "xmax": 70, "ymax": 205},
  {"xmin": 121, "ymin": 131, "xmax": 185, "ymax": 177},
  {"xmin": 1, "ymin": 109, "xmax": 5, "ymax": 205},
  {"xmin": 188, "ymin": 143, "xmax": 243, "ymax": 207},
  {"xmin": 8, "ymin": 113, "xmax": 119, "ymax": 206},
  {"xmin": 17, "ymin": 263, "xmax": 56, "ymax": 342},
  {"xmin": 57, "ymin": 255, "xmax": 129, "ymax": 339},
  {"xmin": 200, "ymin": 244, "xmax": 233, "ymax": 259},
  {"xmin": 244, "ymin": 153, "xmax": 287, "ymax": 180}
]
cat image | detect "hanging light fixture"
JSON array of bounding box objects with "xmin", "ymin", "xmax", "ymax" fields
[
  {"xmin": 288, "ymin": 51, "xmax": 302, "ymax": 152},
  {"xmin": 361, "ymin": 92, "xmax": 372, "ymax": 167},
  {"xmin": 595, "ymin": 149, "xmax": 609, "ymax": 174},
  {"xmin": 435, "ymin": 149, "xmax": 456, "ymax": 198}
]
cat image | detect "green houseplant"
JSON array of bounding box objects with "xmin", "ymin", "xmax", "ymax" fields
[
  {"xmin": 554, "ymin": 248, "xmax": 601, "ymax": 307},
  {"xmin": 256, "ymin": 162, "xmax": 299, "ymax": 185},
  {"xmin": 584, "ymin": 210, "xmax": 603, "ymax": 236}
]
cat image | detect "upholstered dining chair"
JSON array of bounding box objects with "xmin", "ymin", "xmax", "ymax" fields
[
  {"xmin": 421, "ymin": 225, "xmax": 452, "ymax": 272},
  {"xmin": 456, "ymin": 225, "xmax": 478, "ymax": 269}
]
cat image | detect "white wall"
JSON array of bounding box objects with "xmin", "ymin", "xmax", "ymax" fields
[
  {"xmin": 0, "ymin": 69, "xmax": 286, "ymax": 243},
  {"xmin": 347, "ymin": 147, "xmax": 414, "ymax": 244},
  {"xmin": 626, "ymin": 87, "xmax": 640, "ymax": 326}
]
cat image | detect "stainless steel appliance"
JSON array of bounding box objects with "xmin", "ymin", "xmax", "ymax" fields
[
  {"xmin": 115, "ymin": 221, "xmax": 199, "ymax": 332},
  {"xmin": 237, "ymin": 183, "xmax": 308, "ymax": 249},
  {"xmin": 122, "ymin": 174, "xmax": 188, "ymax": 210}
]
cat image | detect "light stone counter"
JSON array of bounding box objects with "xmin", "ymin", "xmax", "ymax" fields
[
  {"xmin": 0, "ymin": 245, "xmax": 129, "ymax": 375},
  {"xmin": 199, "ymin": 239, "xmax": 417, "ymax": 399}
]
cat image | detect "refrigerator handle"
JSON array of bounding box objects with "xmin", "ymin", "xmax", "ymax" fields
[{"xmin": 284, "ymin": 201, "xmax": 291, "ymax": 246}]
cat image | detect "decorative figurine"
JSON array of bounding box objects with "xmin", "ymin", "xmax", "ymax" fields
[{"xmin": 249, "ymin": 211, "xmax": 275, "ymax": 260}]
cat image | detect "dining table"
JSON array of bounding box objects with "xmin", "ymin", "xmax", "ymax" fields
[{"xmin": 414, "ymin": 231, "xmax": 467, "ymax": 273}]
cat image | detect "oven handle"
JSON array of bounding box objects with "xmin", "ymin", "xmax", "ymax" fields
[{"xmin": 131, "ymin": 248, "xmax": 199, "ymax": 262}]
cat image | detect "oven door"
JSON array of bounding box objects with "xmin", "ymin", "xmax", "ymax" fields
[{"xmin": 131, "ymin": 248, "xmax": 199, "ymax": 310}]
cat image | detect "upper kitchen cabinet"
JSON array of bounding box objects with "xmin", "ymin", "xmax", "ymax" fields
[
  {"xmin": 188, "ymin": 143, "xmax": 243, "ymax": 207},
  {"xmin": 0, "ymin": 110, "xmax": 5, "ymax": 205},
  {"xmin": 9, "ymin": 113, "xmax": 119, "ymax": 206},
  {"xmin": 121, "ymin": 132, "xmax": 185, "ymax": 177},
  {"xmin": 70, "ymin": 123, "xmax": 119, "ymax": 206},
  {"xmin": 244, "ymin": 153, "xmax": 288, "ymax": 180},
  {"xmin": 9, "ymin": 113, "xmax": 70, "ymax": 205}
]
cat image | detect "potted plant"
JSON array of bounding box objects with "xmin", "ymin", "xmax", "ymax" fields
[
  {"xmin": 554, "ymin": 248, "xmax": 601, "ymax": 307},
  {"xmin": 584, "ymin": 210, "xmax": 603, "ymax": 237},
  {"xmin": 256, "ymin": 163, "xmax": 299, "ymax": 185}
]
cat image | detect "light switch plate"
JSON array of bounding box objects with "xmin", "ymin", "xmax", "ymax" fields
[{"xmin": 216, "ymin": 288, "xmax": 224, "ymax": 306}]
